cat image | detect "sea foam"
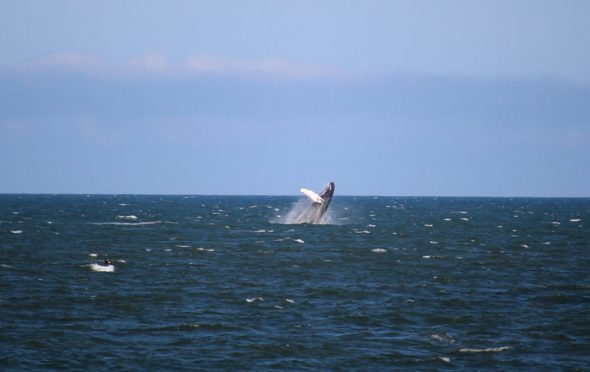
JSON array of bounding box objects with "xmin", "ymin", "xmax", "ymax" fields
[
  {"xmin": 90, "ymin": 263, "xmax": 115, "ymax": 272},
  {"xmin": 459, "ymin": 346, "xmax": 511, "ymax": 353}
]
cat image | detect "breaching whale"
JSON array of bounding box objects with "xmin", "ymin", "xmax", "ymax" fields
[{"xmin": 295, "ymin": 182, "xmax": 335, "ymax": 224}]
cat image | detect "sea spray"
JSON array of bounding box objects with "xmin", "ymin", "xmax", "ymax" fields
[{"xmin": 274, "ymin": 198, "xmax": 335, "ymax": 224}]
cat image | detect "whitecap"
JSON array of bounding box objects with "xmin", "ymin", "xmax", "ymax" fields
[
  {"xmin": 429, "ymin": 241, "xmax": 439, "ymax": 245},
  {"xmin": 90, "ymin": 263, "xmax": 115, "ymax": 272},
  {"xmin": 422, "ymin": 255, "xmax": 431, "ymax": 259},
  {"xmin": 367, "ymin": 224, "xmax": 376, "ymax": 228},
  {"xmin": 460, "ymin": 217, "xmax": 470, "ymax": 221},
  {"xmin": 176, "ymin": 245, "xmax": 190, "ymax": 248},
  {"xmin": 117, "ymin": 215, "xmax": 138, "ymax": 220},
  {"xmin": 443, "ymin": 218, "xmax": 451, "ymax": 221},
  {"xmin": 551, "ymin": 221, "xmax": 561, "ymax": 225},
  {"xmin": 459, "ymin": 346, "xmax": 511, "ymax": 353},
  {"xmin": 10, "ymin": 230, "xmax": 23, "ymax": 234},
  {"xmin": 371, "ymin": 248, "xmax": 387, "ymax": 253},
  {"xmin": 431, "ymin": 334, "xmax": 455, "ymax": 343},
  {"xmin": 246, "ymin": 297, "xmax": 263, "ymax": 303},
  {"xmin": 424, "ymin": 224, "xmax": 434, "ymax": 228},
  {"xmin": 294, "ymin": 239, "xmax": 305, "ymax": 244},
  {"xmin": 197, "ymin": 247, "xmax": 215, "ymax": 252},
  {"xmin": 89, "ymin": 253, "xmax": 98, "ymax": 257},
  {"xmin": 520, "ymin": 244, "xmax": 529, "ymax": 248},
  {"xmin": 285, "ymin": 298, "xmax": 295, "ymax": 304},
  {"xmin": 90, "ymin": 221, "xmax": 162, "ymax": 226},
  {"xmin": 438, "ymin": 356, "xmax": 451, "ymax": 363},
  {"xmin": 570, "ymin": 218, "xmax": 581, "ymax": 222}
]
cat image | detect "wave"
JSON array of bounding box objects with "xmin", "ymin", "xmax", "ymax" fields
[
  {"xmin": 459, "ymin": 346, "xmax": 511, "ymax": 353},
  {"xmin": 89, "ymin": 263, "xmax": 115, "ymax": 272},
  {"xmin": 90, "ymin": 221, "xmax": 163, "ymax": 226},
  {"xmin": 117, "ymin": 215, "xmax": 138, "ymax": 221}
]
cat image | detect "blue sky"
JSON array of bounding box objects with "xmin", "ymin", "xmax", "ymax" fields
[{"xmin": 1, "ymin": 0, "xmax": 589, "ymax": 196}]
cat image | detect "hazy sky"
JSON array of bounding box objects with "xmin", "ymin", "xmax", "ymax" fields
[{"xmin": 1, "ymin": 0, "xmax": 589, "ymax": 196}]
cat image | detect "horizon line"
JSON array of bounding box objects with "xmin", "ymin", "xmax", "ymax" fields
[{"xmin": 0, "ymin": 192, "xmax": 588, "ymax": 199}]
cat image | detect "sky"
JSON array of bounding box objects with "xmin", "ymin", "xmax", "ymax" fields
[{"xmin": 1, "ymin": 0, "xmax": 589, "ymax": 196}]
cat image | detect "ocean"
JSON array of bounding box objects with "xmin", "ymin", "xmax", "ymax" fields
[{"xmin": 1, "ymin": 194, "xmax": 589, "ymax": 370}]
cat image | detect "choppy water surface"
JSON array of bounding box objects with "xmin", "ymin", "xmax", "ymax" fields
[{"xmin": 1, "ymin": 195, "xmax": 589, "ymax": 369}]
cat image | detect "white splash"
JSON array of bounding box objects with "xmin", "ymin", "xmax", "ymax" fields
[
  {"xmin": 90, "ymin": 221, "xmax": 162, "ymax": 226},
  {"xmin": 275, "ymin": 198, "xmax": 333, "ymax": 224},
  {"xmin": 90, "ymin": 263, "xmax": 115, "ymax": 272},
  {"xmin": 117, "ymin": 215, "xmax": 138, "ymax": 220},
  {"xmin": 459, "ymin": 346, "xmax": 511, "ymax": 353}
]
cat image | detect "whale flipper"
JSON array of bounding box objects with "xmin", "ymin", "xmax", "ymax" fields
[{"xmin": 300, "ymin": 188, "xmax": 324, "ymax": 204}]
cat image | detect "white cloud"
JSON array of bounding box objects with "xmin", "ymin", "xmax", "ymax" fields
[
  {"xmin": 26, "ymin": 52, "xmax": 105, "ymax": 73},
  {"xmin": 125, "ymin": 54, "xmax": 171, "ymax": 74},
  {"xmin": 19, "ymin": 52, "xmax": 340, "ymax": 80},
  {"xmin": 184, "ymin": 55, "xmax": 338, "ymax": 79}
]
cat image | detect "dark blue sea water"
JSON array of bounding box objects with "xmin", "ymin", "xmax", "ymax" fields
[{"xmin": 1, "ymin": 195, "xmax": 589, "ymax": 370}]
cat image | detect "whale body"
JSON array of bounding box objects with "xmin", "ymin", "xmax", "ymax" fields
[{"xmin": 295, "ymin": 182, "xmax": 335, "ymax": 224}]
